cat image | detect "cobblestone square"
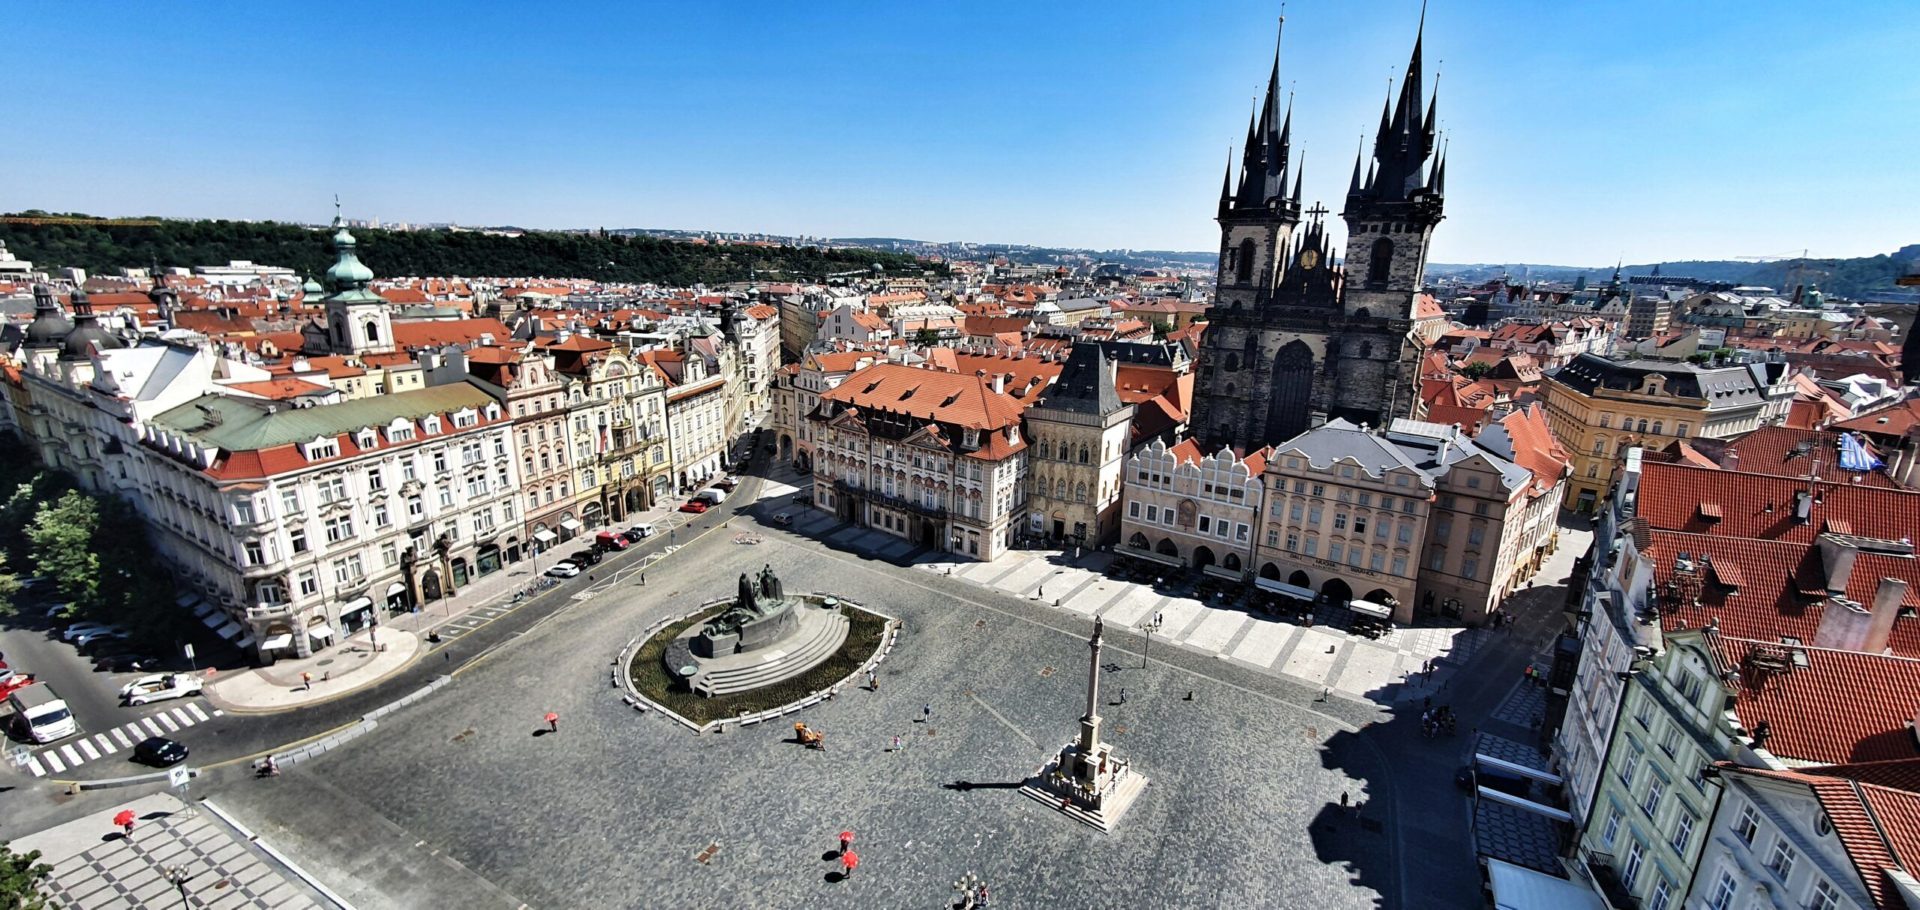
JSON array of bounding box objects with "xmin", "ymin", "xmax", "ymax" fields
[{"xmin": 216, "ymin": 532, "xmax": 1403, "ymax": 909}]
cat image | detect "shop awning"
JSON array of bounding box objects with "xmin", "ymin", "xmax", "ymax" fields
[
  {"xmin": 1484, "ymin": 859, "xmax": 1604, "ymax": 910},
  {"xmin": 533, "ymin": 529, "xmax": 559, "ymax": 543},
  {"xmin": 215, "ymin": 620, "xmax": 243, "ymax": 641},
  {"xmin": 1121, "ymin": 547, "xmax": 1183, "ymax": 568},
  {"xmin": 1202, "ymin": 565, "xmax": 1245, "ymax": 582},
  {"xmin": 1254, "ymin": 577, "xmax": 1317, "ymax": 601},
  {"xmin": 191, "ymin": 601, "xmax": 218, "ymax": 619},
  {"xmin": 1348, "ymin": 599, "xmax": 1393, "ymax": 620},
  {"xmin": 560, "ymin": 518, "xmax": 583, "ymax": 531},
  {"xmin": 202, "ymin": 612, "xmax": 226, "ymax": 629},
  {"xmin": 261, "ymin": 632, "xmax": 294, "ymax": 650},
  {"xmin": 175, "ymin": 593, "xmax": 201, "ymax": 608},
  {"xmin": 341, "ymin": 596, "xmax": 374, "ymax": 614},
  {"xmin": 385, "ymin": 581, "xmax": 407, "ymax": 596},
  {"xmin": 308, "ymin": 625, "xmax": 337, "ymax": 641},
  {"xmin": 236, "ymin": 634, "xmax": 254, "ymax": 649}
]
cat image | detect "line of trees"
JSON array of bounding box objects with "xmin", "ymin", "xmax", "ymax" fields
[
  {"xmin": 0, "ymin": 455, "xmax": 181, "ymax": 647},
  {"xmin": 0, "ymin": 213, "xmax": 942, "ymax": 287}
]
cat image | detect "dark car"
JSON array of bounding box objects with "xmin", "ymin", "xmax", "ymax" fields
[
  {"xmin": 568, "ymin": 549, "xmax": 601, "ymax": 567},
  {"xmin": 133, "ymin": 736, "xmax": 189, "ymax": 767},
  {"xmin": 93, "ymin": 653, "xmax": 161, "ymax": 673}
]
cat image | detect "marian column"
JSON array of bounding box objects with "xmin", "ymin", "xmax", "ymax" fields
[{"xmin": 1076, "ymin": 617, "xmax": 1104, "ymax": 772}]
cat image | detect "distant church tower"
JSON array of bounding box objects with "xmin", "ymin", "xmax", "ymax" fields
[
  {"xmin": 1190, "ymin": 13, "xmax": 1445, "ymax": 452},
  {"xmin": 322, "ymin": 217, "xmax": 394, "ymax": 356}
]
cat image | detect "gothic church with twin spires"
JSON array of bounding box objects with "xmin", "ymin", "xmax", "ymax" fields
[{"xmin": 1189, "ymin": 13, "xmax": 1447, "ymax": 453}]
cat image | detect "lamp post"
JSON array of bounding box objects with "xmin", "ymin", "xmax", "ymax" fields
[
  {"xmin": 1140, "ymin": 611, "xmax": 1163, "ymax": 669},
  {"xmin": 162, "ymin": 864, "xmax": 192, "ymax": 908}
]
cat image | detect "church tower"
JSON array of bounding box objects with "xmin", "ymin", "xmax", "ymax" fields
[
  {"xmin": 322, "ymin": 216, "xmax": 394, "ymax": 356},
  {"xmin": 1191, "ymin": 11, "xmax": 1442, "ymax": 452}
]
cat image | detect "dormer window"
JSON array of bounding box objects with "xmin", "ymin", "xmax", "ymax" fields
[
  {"xmin": 452, "ymin": 409, "xmax": 478, "ymax": 429},
  {"xmin": 302, "ymin": 437, "xmax": 339, "ymax": 461},
  {"xmin": 357, "ymin": 429, "xmax": 378, "ymax": 449},
  {"xmin": 423, "ymin": 415, "xmax": 443, "ymax": 434},
  {"xmin": 484, "ymin": 403, "xmax": 502, "ymax": 421},
  {"xmin": 964, "ymin": 427, "xmax": 980, "ymax": 447}
]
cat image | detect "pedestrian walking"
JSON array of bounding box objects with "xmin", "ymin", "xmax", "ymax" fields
[
  {"xmin": 1118, "ymin": 687, "xmax": 1127, "ymax": 705},
  {"xmin": 838, "ymin": 830, "xmax": 855, "ymax": 855},
  {"xmin": 922, "ymin": 703, "xmax": 932, "ymax": 724},
  {"xmin": 1339, "ymin": 791, "xmax": 1349, "ymax": 810},
  {"xmin": 890, "ymin": 734, "xmax": 901, "ymax": 752},
  {"xmin": 545, "ymin": 711, "xmax": 559, "ymax": 733},
  {"xmin": 301, "ymin": 671, "xmax": 313, "ymax": 691},
  {"xmin": 867, "ymin": 670, "xmax": 878, "ymax": 692},
  {"xmin": 641, "ymin": 573, "xmax": 647, "ymax": 586}
]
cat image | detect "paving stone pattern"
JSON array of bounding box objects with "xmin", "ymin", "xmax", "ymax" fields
[{"xmin": 228, "ymin": 536, "xmax": 1393, "ymax": 910}]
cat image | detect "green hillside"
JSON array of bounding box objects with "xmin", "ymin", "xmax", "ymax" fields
[{"xmin": 0, "ymin": 213, "xmax": 939, "ymax": 286}]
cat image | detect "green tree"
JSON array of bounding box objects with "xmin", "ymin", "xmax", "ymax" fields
[
  {"xmin": 28, "ymin": 491, "xmax": 101, "ymax": 613},
  {"xmin": 1459, "ymin": 360, "xmax": 1495, "ymax": 380},
  {"xmin": 0, "ymin": 841, "xmax": 53, "ymax": 909},
  {"xmin": 1151, "ymin": 320, "xmax": 1174, "ymax": 339},
  {"xmin": 0, "ymin": 571, "xmax": 22, "ymax": 619},
  {"xmin": 912, "ymin": 327, "xmax": 942, "ymax": 347}
]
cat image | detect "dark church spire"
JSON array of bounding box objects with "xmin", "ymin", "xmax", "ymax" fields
[
  {"xmin": 1352, "ymin": 6, "xmax": 1441, "ymax": 209},
  {"xmin": 1225, "ymin": 14, "xmax": 1300, "ymax": 218}
]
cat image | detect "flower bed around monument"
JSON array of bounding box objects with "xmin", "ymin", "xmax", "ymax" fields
[{"xmin": 627, "ymin": 601, "xmax": 891, "ymax": 726}]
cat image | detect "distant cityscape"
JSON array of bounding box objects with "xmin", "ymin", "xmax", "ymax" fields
[{"xmin": 3, "ymin": 4, "xmax": 1920, "ymax": 910}]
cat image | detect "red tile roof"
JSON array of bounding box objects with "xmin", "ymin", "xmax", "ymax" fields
[
  {"xmin": 1649, "ymin": 530, "xmax": 1920, "ymax": 655},
  {"xmin": 1836, "ymin": 399, "xmax": 1920, "ymax": 440},
  {"xmin": 1637, "ymin": 462, "xmax": 1920, "ymax": 543},
  {"xmin": 821, "ymin": 362, "xmax": 1029, "ymax": 431},
  {"xmin": 1707, "ymin": 630, "xmax": 1920, "ymax": 765},
  {"xmin": 389, "ymin": 318, "xmax": 511, "ymax": 350}
]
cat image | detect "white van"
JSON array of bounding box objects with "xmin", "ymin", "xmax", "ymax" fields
[
  {"xmin": 696, "ymin": 488, "xmax": 728, "ymax": 506},
  {"xmin": 8, "ymin": 684, "xmax": 77, "ymax": 743}
]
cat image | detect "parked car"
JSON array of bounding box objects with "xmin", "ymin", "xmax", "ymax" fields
[
  {"xmin": 679, "ymin": 500, "xmax": 709, "ymax": 514},
  {"xmin": 545, "ymin": 562, "xmax": 581, "ymax": 579},
  {"xmin": 60, "ymin": 622, "xmax": 123, "ymax": 642},
  {"xmin": 0, "ymin": 662, "xmax": 14, "ymax": 686},
  {"xmin": 120, "ymin": 673, "xmax": 204, "ymax": 706},
  {"xmin": 132, "ymin": 736, "xmax": 189, "ymax": 767},
  {"xmin": 0, "ymin": 673, "xmax": 37, "ymax": 701},
  {"xmin": 695, "ymin": 488, "xmax": 728, "ymax": 506},
  {"xmin": 621, "ymin": 524, "xmax": 655, "ymax": 542},
  {"xmin": 714, "ymin": 476, "xmax": 740, "ymax": 491},
  {"xmin": 595, "ymin": 530, "xmax": 630, "ymax": 551},
  {"xmin": 568, "ymin": 549, "xmax": 601, "ymax": 567},
  {"xmin": 74, "ymin": 629, "xmax": 131, "ymax": 651},
  {"xmin": 93, "ymin": 653, "xmax": 161, "ymax": 673}
]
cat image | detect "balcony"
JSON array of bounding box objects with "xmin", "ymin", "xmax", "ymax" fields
[
  {"xmin": 247, "ymin": 601, "xmax": 295, "ymax": 621},
  {"xmin": 1582, "ymin": 851, "xmax": 1638, "ymax": 909},
  {"xmin": 833, "ymin": 479, "xmax": 947, "ymax": 520}
]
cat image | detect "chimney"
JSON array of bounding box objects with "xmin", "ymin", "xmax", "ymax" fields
[
  {"xmin": 991, "ymin": 372, "xmax": 1007, "ymax": 395},
  {"xmin": 1722, "ymin": 450, "xmax": 1739, "ymax": 472},
  {"xmin": 1819, "ymin": 536, "xmax": 1858, "ymax": 593},
  {"xmin": 1866, "ymin": 577, "xmax": 1910, "ymax": 654},
  {"xmin": 1794, "ymin": 490, "xmax": 1813, "ymax": 523}
]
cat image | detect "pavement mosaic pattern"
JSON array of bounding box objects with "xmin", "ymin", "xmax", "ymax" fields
[
  {"xmin": 9, "ymin": 793, "xmax": 322, "ymax": 910},
  {"xmin": 219, "ymin": 535, "xmax": 1397, "ymax": 910}
]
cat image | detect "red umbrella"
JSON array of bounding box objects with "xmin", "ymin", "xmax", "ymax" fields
[
  {"xmin": 544, "ymin": 712, "xmax": 559, "ymax": 723},
  {"xmin": 840, "ymin": 850, "xmax": 858, "ymax": 873},
  {"xmin": 838, "ymin": 830, "xmax": 855, "ymax": 847},
  {"xmin": 113, "ymin": 810, "xmax": 135, "ymax": 827}
]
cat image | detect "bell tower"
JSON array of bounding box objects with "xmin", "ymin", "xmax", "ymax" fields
[
  {"xmin": 321, "ymin": 214, "xmax": 394, "ymax": 356},
  {"xmin": 1339, "ymin": 14, "xmax": 1445, "ymax": 323}
]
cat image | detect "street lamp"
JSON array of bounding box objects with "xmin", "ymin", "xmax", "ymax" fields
[
  {"xmin": 162, "ymin": 864, "xmax": 192, "ymax": 908},
  {"xmin": 1140, "ymin": 611, "xmax": 1164, "ymax": 668}
]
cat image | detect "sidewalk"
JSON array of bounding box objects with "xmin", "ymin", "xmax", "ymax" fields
[
  {"xmin": 8, "ymin": 792, "xmax": 330, "ymax": 909},
  {"xmin": 206, "ymin": 501, "xmax": 693, "ymax": 713}
]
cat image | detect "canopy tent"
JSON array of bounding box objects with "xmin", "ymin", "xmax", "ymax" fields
[
  {"xmin": 1202, "ymin": 565, "xmax": 1245, "ymax": 582},
  {"xmin": 1348, "ymin": 599, "xmax": 1393, "ymax": 620},
  {"xmin": 260, "ymin": 632, "xmax": 294, "ymax": 651},
  {"xmin": 1254, "ymin": 577, "xmax": 1317, "ymax": 601},
  {"xmin": 533, "ymin": 529, "xmax": 559, "ymax": 543},
  {"xmin": 1484, "ymin": 859, "xmax": 1603, "ymax": 910},
  {"xmin": 1120, "ymin": 547, "xmax": 1183, "ymax": 569}
]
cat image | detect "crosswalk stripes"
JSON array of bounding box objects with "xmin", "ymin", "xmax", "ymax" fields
[{"xmin": 21, "ymin": 703, "xmax": 213, "ymax": 778}]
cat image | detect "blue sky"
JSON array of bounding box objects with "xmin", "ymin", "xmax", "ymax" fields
[{"xmin": 3, "ymin": 1, "xmax": 1913, "ymax": 265}]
